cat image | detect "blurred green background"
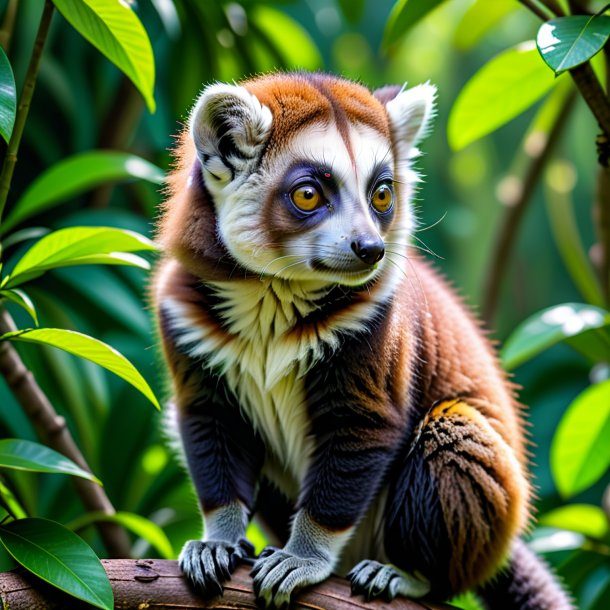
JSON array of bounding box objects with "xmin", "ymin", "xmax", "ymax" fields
[{"xmin": 1, "ymin": 1, "xmax": 609, "ymax": 609}]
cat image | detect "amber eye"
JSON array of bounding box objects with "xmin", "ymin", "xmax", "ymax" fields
[
  {"xmin": 291, "ymin": 185, "xmax": 322, "ymax": 211},
  {"xmin": 371, "ymin": 184, "xmax": 394, "ymax": 213}
]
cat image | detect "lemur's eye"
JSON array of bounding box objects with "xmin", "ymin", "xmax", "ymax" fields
[
  {"xmin": 371, "ymin": 184, "xmax": 393, "ymax": 213},
  {"xmin": 291, "ymin": 185, "xmax": 322, "ymax": 211}
]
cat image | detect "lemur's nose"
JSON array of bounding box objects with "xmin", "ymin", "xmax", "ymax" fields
[{"xmin": 351, "ymin": 237, "xmax": 385, "ymax": 265}]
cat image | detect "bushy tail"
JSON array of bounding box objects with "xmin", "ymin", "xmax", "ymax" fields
[{"xmin": 476, "ymin": 538, "xmax": 575, "ymax": 610}]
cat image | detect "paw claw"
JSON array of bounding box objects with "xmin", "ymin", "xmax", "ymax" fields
[{"xmin": 179, "ymin": 539, "xmax": 247, "ymax": 597}]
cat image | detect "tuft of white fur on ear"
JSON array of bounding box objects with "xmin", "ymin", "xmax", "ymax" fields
[
  {"xmin": 385, "ymin": 82, "xmax": 437, "ymax": 155},
  {"xmin": 189, "ymin": 83, "xmax": 272, "ymax": 187}
]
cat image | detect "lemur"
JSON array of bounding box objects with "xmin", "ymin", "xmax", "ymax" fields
[{"xmin": 153, "ymin": 72, "xmax": 573, "ymax": 609}]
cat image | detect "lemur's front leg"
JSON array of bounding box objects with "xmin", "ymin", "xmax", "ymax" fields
[
  {"xmin": 251, "ymin": 336, "xmax": 409, "ymax": 609},
  {"xmin": 164, "ymin": 335, "xmax": 265, "ymax": 595},
  {"xmin": 177, "ymin": 386, "xmax": 264, "ymax": 596}
]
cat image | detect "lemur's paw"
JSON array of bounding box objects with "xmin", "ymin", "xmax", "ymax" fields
[
  {"xmin": 179, "ymin": 538, "xmax": 254, "ymax": 597},
  {"xmin": 348, "ymin": 559, "xmax": 430, "ymax": 602},
  {"xmin": 251, "ymin": 546, "xmax": 332, "ymax": 609}
]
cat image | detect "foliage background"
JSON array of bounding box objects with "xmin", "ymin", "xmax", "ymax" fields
[{"xmin": 0, "ymin": 0, "xmax": 609, "ymax": 609}]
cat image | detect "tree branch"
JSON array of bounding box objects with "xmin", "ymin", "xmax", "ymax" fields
[
  {"xmin": 0, "ymin": 561, "xmax": 457, "ymax": 610},
  {"xmin": 0, "ymin": 308, "xmax": 132, "ymax": 558},
  {"xmin": 0, "ymin": 0, "xmax": 54, "ymax": 225},
  {"xmin": 482, "ymin": 90, "xmax": 578, "ymax": 323}
]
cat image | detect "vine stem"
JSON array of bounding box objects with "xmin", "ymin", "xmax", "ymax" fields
[
  {"xmin": 0, "ymin": 308, "xmax": 132, "ymax": 558},
  {"xmin": 482, "ymin": 90, "xmax": 578, "ymax": 323},
  {"xmin": 0, "ymin": 0, "xmax": 54, "ymax": 225}
]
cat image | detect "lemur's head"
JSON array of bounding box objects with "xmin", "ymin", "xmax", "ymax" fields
[{"xmin": 166, "ymin": 73, "xmax": 435, "ymax": 287}]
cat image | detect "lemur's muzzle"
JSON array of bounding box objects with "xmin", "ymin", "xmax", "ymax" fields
[{"xmin": 351, "ymin": 236, "xmax": 385, "ymax": 266}]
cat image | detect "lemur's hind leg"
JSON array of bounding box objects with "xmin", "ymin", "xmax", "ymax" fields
[{"xmin": 350, "ymin": 399, "xmax": 528, "ymax": 602}]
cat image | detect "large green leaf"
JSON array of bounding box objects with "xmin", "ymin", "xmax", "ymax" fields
[
  {"xmin": 448, "ymin": 43, "xmax": 559, "ymax": 151},
  {"xmin": 537, "ymin": 15, "xmax": 610, "ymax": 75},
  {"xmin": 0, "ymin": 518, "xmax": 112, "ymax": 609},
  {"xmin": 454, "ymin": 0, "xmax": 518, "ymax": 50},
  {"xmin": 502, "ymin": 303, "xmax": 610, "ymax": 369},
  {"xmin": 0, "ymin": 46, "xmax": 16, "ymax": 143},
  {"xmin": 539, "ymin": 504, "xmax": 608, "ymax": 539},
  {"xmin": 551, "ymin": 380, "xmax": 610, "ymax": 498},
  {"xmin": 53, "ymin": 0, "xmax": 156, "ymax": 112},
  {"xmin": 2, "ymin": 226, "xmax": 157, "ymax": 288},
  {"xmin": 2, "ymin": 151, "xmax": 165, "ymax": 234},
  {"xmin": 0, "ymin": 439, "xmax": 100, "ymax": 483},
  {"xmin": 250, "ymin": 6, "xmax": 322, "ymax": 70},
  {"xmin": 0, "ymin": 327, "xmax": 160, "ymax": 409},
  {"xmin": 383, "ymin": 0, "xmax": 447, "ymax": 51},
  {"xmin": 69, "ymin": 511, "xmax": 173, "ymax": 559}
]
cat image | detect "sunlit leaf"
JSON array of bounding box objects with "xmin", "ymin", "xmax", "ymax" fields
[
  {"xmin": 0, "ymin": 288, "xmax": 38, "ymax": 325},
  {"xmin": 0, "ymin": 327, "xmax": 160, "ymax": 409},
  {"xmin": 0, "ymin": 480, "xmax": 27, "ymax": 519},
  {"xmin": 537, "ymin": 15, "xmax": 610, "ymax": 74},
  {"xmin": 0, "ymin": 46, "xmax": 16, "ymax": 143},
  {"xmin": 454, "ymin": 0, "xmax": 517, "ymax": 50},
  {"xmin": 250, "ymin": 6, "xmax": 322, "ymax": 70},
  {"xmin": 501, "ymin": 303, "xmax": 610, "ymax": 369},
  {"xmin": 383, "ymin": 0, "xmax": 447, "ymax": 51},
  {"xmin": 69, "ymin": 511, "xmax": 173, "ymax": 559},
  {"xmin": 448, "ymin": 43, "xmax": 559, "ymax": 151},
  {"xmin": 2, "ymin": 151, "xmax": 164, "ymax": 235},
  {"xmin": 0, "ymin": 439, "xmax": 100, "ymax": 483},
  {"xmin": 1, "ymin": 227, "xmax": 50, "ymax": 249},
  {"xmin": 53, "ymin": 0, "xmax": 156, "ymax": 112},
  {"xmin": 551, "ymin": 380, "xmax": 610, "ymax": 498},
  {"xmin": 0, "ymin": 518, "xmax": 112, "ymax": 609},
  {"xmin": 2, "ymin": 226, "xmax": 157, "ymax": 288},
  {"xmin": 540, "ymin": 504, "xmax": 608, "ymax": 539}
]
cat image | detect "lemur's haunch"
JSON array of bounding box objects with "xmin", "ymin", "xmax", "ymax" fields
[{"xmin": 153, "ymin": 73, "xmax": 573, "ymax": 609}]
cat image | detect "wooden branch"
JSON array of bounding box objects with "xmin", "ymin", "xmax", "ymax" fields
[
  {"xmin": 0, "ymin": 561, "xmax": 458, "ymax": 610},
  {"xmin": 0, "ymin": 308, "xmax": 132, "ymax": 558}
]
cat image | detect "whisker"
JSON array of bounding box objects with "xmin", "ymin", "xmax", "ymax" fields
[{"xmin": 414, "ymin": 211, "xmax": 447, "ymax": 233}]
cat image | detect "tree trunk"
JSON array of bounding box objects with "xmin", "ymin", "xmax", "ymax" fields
[{"xmin": 0, "ymin": 560, "xmax": 457, "ymax": 610}]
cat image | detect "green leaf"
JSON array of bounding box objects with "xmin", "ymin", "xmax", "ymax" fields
[
  {"xmin": 540, "ymin": 504, "xmax": 609, "ymax": 539},
  {"xmin": 448, "ymin": 43, "xmax": 559, "ymax": 151},
  {"xmin": 502, "ymin": 303, "xmax": 610, "ymax": 369},
  {"xmin": 551, "ymin": 380, "xmax": 610, "ymax": 498},
  {"xmin": 69, "ymin": 511, "xmax": 173, "ymax": 559},
  {"xmin": 383, "ymin": 0, "xmax": 447, "ymax": 51},
  {"xmin": 0, "ymin": 327, "xmax": 160, "ymax": 409},
  {"xmin": 53, "ymin": 0, "xmax": 156, "ymax": 112},
  {"xmin": 0, "ymin": 46, "xmax": 16, "ymax": 143},
  {"xmin": 0, "ymin": 518, "xmax": 113, "ymax": 609},
  {"xmin": 2, "ymin": 226, "xmax": 157, "ymax": 288},
  {"xmin": 0, "ymin": 480, "xmax": 27, "ymax": 519},
  {"xmin": 250, "ymin": 6, "xmax": 322, "ymax": 70},
  {"xmin": 0, "ymin": 439, "xmax": 100, "ymax": 484},
  {"xmin": 2, "ymin": 151, "xmax": 164, "ymax": 234},
  {"xmin": 537, "ymin": 15, "xmax": 610, "ymax": 75},
  {"xmin": 454, "ymin": 0, "xmax": 518, "ymax": 50},
  {"xmin": 338, "ymin": 0, "xmax": 365, "ymax": 23},
  {"xmin": 0, "ymin": 288, "xmax": 38, "ymax": 325},
  {"xmin": 1, "ymin": 227, "xmax": 50, "ymax": 249}
]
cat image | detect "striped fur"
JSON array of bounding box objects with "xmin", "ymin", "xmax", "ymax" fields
[{"xmin": 153, "ymin": 72, "xmax": 572, "ymax": 609}]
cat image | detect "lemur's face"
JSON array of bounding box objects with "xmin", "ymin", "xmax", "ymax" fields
[{"xmin": 189, "ymin": 74, "xmax": 435, "ymax": 286}]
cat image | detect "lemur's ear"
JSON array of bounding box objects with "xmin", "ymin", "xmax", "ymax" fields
[
  {"xmin": 376, "ymin": 83, "xmax": 436, "ymax": 154},
  {"xmin": 190, "ymin": 83, "xmax": 272, "ymax": 187}
]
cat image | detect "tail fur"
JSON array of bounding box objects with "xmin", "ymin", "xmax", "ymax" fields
[{"xmin": 476, "ymin": 538, "xmax": 575, "ymax": 610}]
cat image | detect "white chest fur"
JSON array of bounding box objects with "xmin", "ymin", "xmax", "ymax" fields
[{"xmin": 163, "ymin": 277, "xmax": 347, "ymax": 485}]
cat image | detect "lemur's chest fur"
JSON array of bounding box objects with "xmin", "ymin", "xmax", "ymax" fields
[{"xmin": 160, "ymin": 266, "xmax": 385, "ymax": 488}]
